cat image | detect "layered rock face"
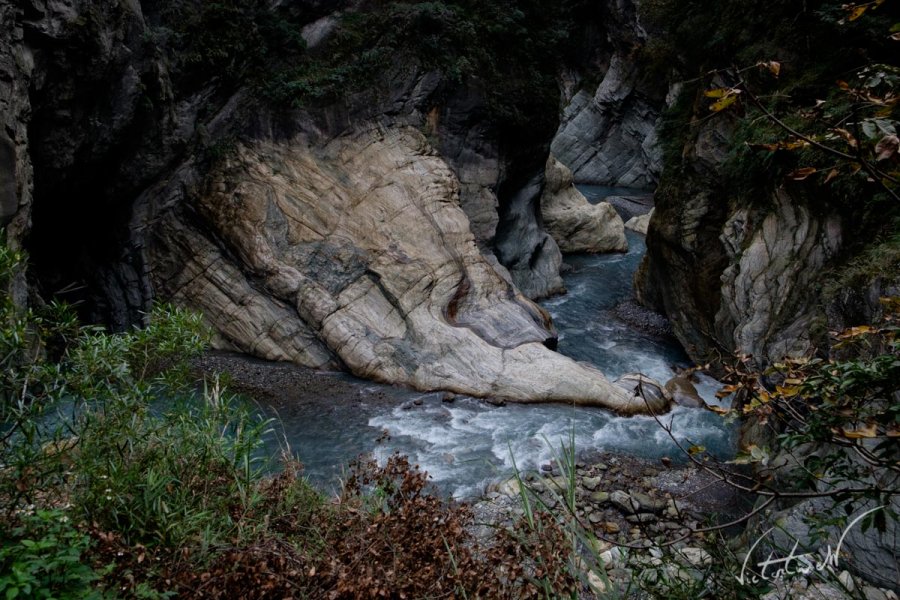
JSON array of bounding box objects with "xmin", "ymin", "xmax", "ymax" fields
[
  {"xmin": 147, "ymin": 125, "xmax": 660, "ymax": 412},
  {"xmin": 540, "ymin": 156, "xmax": 627, "ymax": 254},
  {"xmin": 636, "ymin": 112, "xmax": 844, "ymax": 365},
  {"xmin": 552, "ymin": 54, "xmax": 662, "ymax": 188},
  {"xmin": 550, "ymin": 0, "xmax": 663, "ymax": 188}
]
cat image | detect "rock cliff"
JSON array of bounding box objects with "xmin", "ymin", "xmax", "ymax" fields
[
  {"xmin": 0, "ymin": 0, "xmax": 670, "ymax": 413},
  {"xmin": 550, "ymin": 1, "xmax": 663, "ymax": 187},
  {"xmin": 635, "ymin": 104, "xmax": 860, "ymax": 365}
]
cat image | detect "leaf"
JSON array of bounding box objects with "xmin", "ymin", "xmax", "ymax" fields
[
  {"xmin": 838, "ymin": 325, "xmax": 875, "ymax": 339},
  {"xmin": 710, "ymin": 94, "xmax": 739, "ymax": 112},
  {"xmin": 776, "ymin": 385, "xmax": 801, "ymax": 398},
  {"xmin": 787, "ymin": 167, "xmax": 817, "ymax": 180},
  {"xmin": 758, "ymin": 60, "xmax": 781, "ymax": 77},
  {"xmin": 847, "ymin": 5, "xmax": 868, "ymax": 21},
  {"xmin": 824, "ymin": 168, "xmax": 840, "ymax": 184},
  {"xmin": 782, "ymin": 140, "xmax": 810, "ymax": 151},
  {"xmin": 687, "ymin": 445, "xmax": 706, "ymax": 456},
  {"xmin": 834, "ymin": 128, "xmax": 859, "ymax": 149},
  {"xmin": 704, "ymin": 88, "xmax": 731, "ymax": 98},
  {"xmin": 839, "ymin": 423, "xmax": 878, "ymax": 439},
  {"xmin": 875, "ymin": 134, "xmax": 899, "ymax": 161}
]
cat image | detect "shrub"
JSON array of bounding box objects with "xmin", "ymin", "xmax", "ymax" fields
[{"xmin": 0, "ymin": 509, "xmax": 106, "ymax": 600}]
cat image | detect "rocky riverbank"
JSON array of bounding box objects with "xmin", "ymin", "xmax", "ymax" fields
[{"xmin": 474, "ymin": 453, "xmax": 899, "ymax": 600}]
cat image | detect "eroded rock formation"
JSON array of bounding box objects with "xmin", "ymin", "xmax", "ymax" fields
[
  {"xmin": 147, "ymin": 125, "xmax": 662, "ymax": 412},
  {"xmin": 540, "ymin": 155, "xmax": 627, "ymax": 254},
  {"xmin": 636, "ymin": 111, "xmax": 845, "ymax": 364}
]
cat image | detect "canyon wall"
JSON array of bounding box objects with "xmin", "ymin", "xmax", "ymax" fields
[{"xmin": 0, "ymin": 0, "xmax": 669, "ymax": 412}]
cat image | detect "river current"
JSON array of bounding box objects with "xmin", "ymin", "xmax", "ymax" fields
[{"xmin": 265, "ymin": 187, "xmax": 735, "ymax": 497}]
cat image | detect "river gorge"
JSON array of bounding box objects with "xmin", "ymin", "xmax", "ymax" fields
[{"xmin": 2, "ymin": 0, "xmax": 897, "ymax": 596}]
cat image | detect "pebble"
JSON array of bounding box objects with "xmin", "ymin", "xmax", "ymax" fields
[
  {"xmin": 609, "ymin": 490, "xmax": 636, "ymax": 514},
  {"xmin": 838, "ymin": 571, "xmax": 855, "ymax": 593},
  {"xmin": 626, "ymin": 512, "xmax": 659, "ymax": 524},
  {"xmin": 631, "ymin": 491, "xmax": 666, "ymax": 513},
  {"xmin": 586, "ymin": 570, "xmax": 608, "ymax": 593},
  {"xmin": 590, "ymin": 491, "xmax": 610, "ymax": 504},
  {"xmin": 582, "ymin": 476, "xmax": 602, "ymax": 491},
  {"xmin": 676, "ymin": 547, "xmax": 712, "ymax": 567},
  {"xmin": 602, "ymin": 521, "xmax": 620, "ymax": 534}
]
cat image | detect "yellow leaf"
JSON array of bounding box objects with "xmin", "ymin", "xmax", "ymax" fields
[
  {"xmin": 839, "ymin": 325, "xmax": 875, "ymax": 339},
  {"xmin": 710, "ymin": 94, "xmax": 738, "ymax": 112},
  {"xmin": 781, "ymin": 140, "xmax": 810, "ymax": 151},
  {"xmin": 776, "ymin": 385, "xmax": 801, "ymax": 398},
  {"xmin": 847, "ymin": 5, "xmax": 868, "ymax": 21},
  {"xmin": 787, "ymin": 167, "xmax": 817, "ymax": 181},
  {"xmin": 704, "ymin": 88, "xmax": 731, "ymax": 98},
  {"xmin": 840, "ymin": 423, "xmax": 878, "ymax": 439}
]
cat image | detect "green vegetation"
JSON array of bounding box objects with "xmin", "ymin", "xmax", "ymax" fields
[
  {"xmin": 641, "ymin": 0, "xmax": 899, "ymax": 211},
  {"xmin": 0, "ymin": 238, "xmax": 597, "ymax": 598}
]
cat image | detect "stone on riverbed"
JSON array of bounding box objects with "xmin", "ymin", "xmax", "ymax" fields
[
  {"xmin": 624, "ymin": 208, "xmax": 654, "ymax": 235},
  {"xmin": 664, "ymin": 375, "xmax": 705, "ymax": 409},
  {"xmin": 540, "ymin": 156, "xmax": 628, "ymax": 254},
  {"xmin": 614, "ymin": 374, "xmax": 672, "ymax": 411}
]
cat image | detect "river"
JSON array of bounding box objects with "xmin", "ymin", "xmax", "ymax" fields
[{"xmin": 263, "ymin": 187, "xmax": 736, "ymax": 497}]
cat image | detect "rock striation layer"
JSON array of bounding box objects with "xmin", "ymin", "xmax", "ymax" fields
[
  {"xmin": 552, "ymin": 54, "xmax": 662, "ymax": 188},
  {"xmin": 636, "ymin": 111, "xmax": 845, "ymax": 364}
]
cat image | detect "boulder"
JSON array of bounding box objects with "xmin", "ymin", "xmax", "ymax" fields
[
  {"xmin": 614, "ymin": 374, "xmax": 672, "ymax": 412},
  {"xmin": 663, "ymin": 375, "xmax": 705, "ymax": 409},
  {"xmin": 624, "ymin": 208, "xmax": 654, "ymax": 235},
  {"xmin": 540, "ymin": 156, "xmax": 627, "ymax": 254}
]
